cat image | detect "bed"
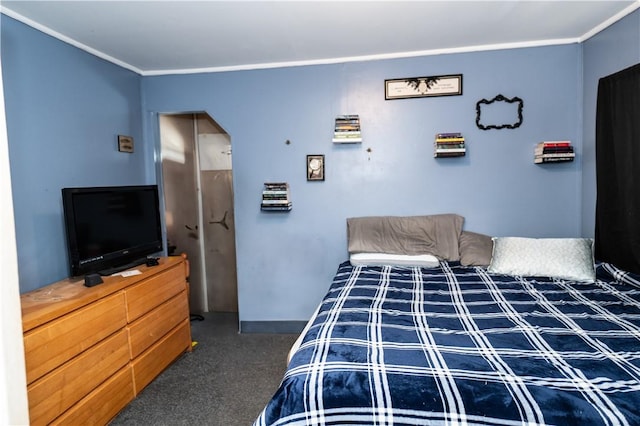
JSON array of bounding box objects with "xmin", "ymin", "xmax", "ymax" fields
[{"xmin": 254, "ymin": 214, "xmax": 640, "ymax": 426}]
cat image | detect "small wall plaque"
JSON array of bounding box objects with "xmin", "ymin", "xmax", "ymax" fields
[{"xmin": 118, "ymin": 135, "xmax": 134, "ymax": 153}]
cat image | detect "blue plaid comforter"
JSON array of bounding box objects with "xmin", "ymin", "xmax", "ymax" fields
[{"xmin": 254, "ymin": 261, "xmax": 640, "ymax": 425}]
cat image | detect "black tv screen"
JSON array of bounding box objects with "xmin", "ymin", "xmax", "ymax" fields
[{"xmin": 62, "ymin": 185, "xmax": 163, "ymax": 276}]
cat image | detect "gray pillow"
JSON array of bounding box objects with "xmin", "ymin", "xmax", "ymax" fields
[
  {"xmin": 459, "ymin": 231, "xmax": 493, "ymax": 266},
  {"xmin": 347, "ymin": 214, "xmax": 464, "ymax": 261}
]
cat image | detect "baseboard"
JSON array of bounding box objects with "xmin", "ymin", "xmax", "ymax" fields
[{"xmin": 240, "ymin": 320, "xmax": 307, "ymax": 334}]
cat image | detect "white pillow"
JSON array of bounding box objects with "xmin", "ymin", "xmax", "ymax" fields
[
  {"xmin": 488, "ymin": 237, "xmax": 596, "ymax": 282},
  {"xmin": 349, "ymin": 253, "xmax": 440, "ymax": 268}
]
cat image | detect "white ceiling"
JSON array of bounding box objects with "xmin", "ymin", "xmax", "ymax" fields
[{"xmin": 2, "ymin": 1, "xmax": 639, "ymax": 76}]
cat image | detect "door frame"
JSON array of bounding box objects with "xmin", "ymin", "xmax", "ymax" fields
[{"xmin": 153, "ymin": 110, "xmax": 239, "ymax": 316}]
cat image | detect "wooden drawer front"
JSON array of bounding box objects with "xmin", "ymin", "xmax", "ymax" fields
[
  {"xmin": 24, "ymin": 292, "xmax": 127, "ymax": 384},
  {"xmin": 51, "ymin": 365, "xmax": 134, "ymax": 426},
  {"xmin": 125, "ymin": 265, "xmax": 186, "ymax": 322},
  {"xmin": 28, "ymin": 329, "xmax": 130, "ymax": 426},
  {"xmin": 131, "ymin": 318, "xmax": 191, "ymax": 395},
  {"xmin": 128, "ymin": 291, "xmax": 189, "ymax": 359}
]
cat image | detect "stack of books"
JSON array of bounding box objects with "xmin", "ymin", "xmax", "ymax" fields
[
  {"xmin": 261, "ymin": 182, "xmax": 292, "ymax": 212},
  {"xmin": 333, "ymin": 115, "xmax": 362, "ymax": 143},
  {"xmin": 534, "ymin": 141, "xmax": 575, "ymax": 163},
  {"xmin": 434, "ymin": 132, "xmax": 466, "ymax": 157}
]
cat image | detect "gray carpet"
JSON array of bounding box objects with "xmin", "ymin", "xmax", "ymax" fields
[{"xmin": 110, "ymin": 312, "xmax": 299, "ymax": 426}]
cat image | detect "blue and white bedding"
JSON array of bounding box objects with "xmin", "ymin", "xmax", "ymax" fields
[{"xmin": 254, "ymin": 261, "xmax": 640, "ymax": 426}]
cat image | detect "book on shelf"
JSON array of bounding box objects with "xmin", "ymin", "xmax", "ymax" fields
[
  {"xmin": 535, "ymin": 145, "xmax": 574, "ymax": 152},
  {"xmin": 535, "ymin": 141, "xmax": 572, "ymax": 148},
  {"xmin": 535, "ymin": 152, "xmax": 576, "ymax": 159},
  {"xmin": 435, "ymin": 147, "xmax": 466, "ymax": 153},
  {"xmin": 335, "ymin": 116, "xmax": 360, "ymax": 127},
  {"xmin": 534, "ymin": 157, "xmax": 574, "ymax": 164},
  {"xmin": 334, "ymin": 134, "xmax": 361, "ymax": 140},
  {"xmin": 333, "ymin": 134, "xmax": 362, "ymax": 139},
  {"xmin": 334, "ymin": 129, "xmax": 361, "ymax": 135},
  {"xmin": 435, "ymin": 132, "xmax": 464, "ymax": 142},
  {"xmin": 261, "ymin": 199, "xmax": 292, "ymax": 205},
  {"xmin": 264, "ymin": 182, "xmax": 288, "ymax": 186},
  {"xmin": 435, "ymin": 137, "xmax": 465, "ymax": 143},
  {"xmin": 335, "ymin": 114, "xmax": 360, "ymax": 122},
  {"xmin": 260, "ymin": 204, "xmax": 292, "ymax": 211},
  {"xmin": 334, "ymin": 122, "xmax": 360, "ymax": 129},
  {"xmin": 435, "ymin": 152, "xmax": 466, "ymax": 158},
  {"xmin": 534, "ymin": 146, "xmax": 574, "ymax": 155},
  {"xmin": 435, "ymin": 143, "xmax": 465, "ymax": 149},
  {"xmin": 538, "ymin": 140, "xmax": 571, "ymax": 147},
  {"xmin": 436, "ymin": 132, "xmax": 463, "ymax": 139}
]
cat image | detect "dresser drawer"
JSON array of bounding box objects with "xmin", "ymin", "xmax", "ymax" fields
[
  {"xmin": 128, "ymin": 291, "xmax": 189, "ymax": 359},
  {"xmin": 24, "ymin": 292, "xmax": 127, "ymax": 384},
  {"xmin": 131, "ymin": 318, "xmax": 191, "ymax": 395},
  {"xmin": 27, "ymin": 329, "xmax": 130, "ymax": 425},
  {"xmin": 50, "ymin": 365, "xmax": 134, "ymax": 426},
  {"xmin": 125, "ymin": 264, "xmax": 186, "ymax": 322}
]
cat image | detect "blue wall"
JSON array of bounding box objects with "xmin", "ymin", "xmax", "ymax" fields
[
  {"xmin": 3, "ymin": 10, "xmax": 637, "ymax": 323},
  {"xmin": 143, "ymin": 45, "xmax": 583, "ymax": 321},
  {"xmin": 2, "ymin": 16, "xmax": 146, "ymax": 292},
  {"xmin": 581, "ymin": 9, "xmax": 640, "ymax": 237}
]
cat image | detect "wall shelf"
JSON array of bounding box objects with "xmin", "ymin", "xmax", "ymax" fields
[
  {"xmin": 261, "ymin": 182, "xmax": 292, "ymax": 212},
  {"xmin": 333, "ymin": 115, "xmax": 362, "ymax": 143},
  {"xmin": 434, "ymin": 132, "xmax": 466, "ymax": 158},
  {"xmin": 534, "ymin": 141, "xmax": 574, "ymax": 164}
]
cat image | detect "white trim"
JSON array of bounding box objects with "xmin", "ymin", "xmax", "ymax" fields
[
  {"xmin": 0, "ymin": 6, "xmax": 144, "ymax": 75},
  {"xmin": 141, "ymin": 38, "xmax": 581, "ymax": 76},
  {"xmin": 579, "ymin": 1, "xmax": 640, "ymax": 42},
  {"xmin": 1, "ymin": 3, "xmax": 638, "ymax": 75}
]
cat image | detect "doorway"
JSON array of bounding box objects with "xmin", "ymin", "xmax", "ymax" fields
[{"xmin": 158, "ymin": 113, "xmax": 238, "ymax": 314}]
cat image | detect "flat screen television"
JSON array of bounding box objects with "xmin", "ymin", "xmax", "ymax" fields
[{"xmin": 61, "ymin": 185, "xmax": 163, "ymax": 276}]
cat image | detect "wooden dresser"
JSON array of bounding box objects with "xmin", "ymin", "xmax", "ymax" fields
[{"xmin": 21, "ymin": 256, "xmax": 192, "ymax": 425}]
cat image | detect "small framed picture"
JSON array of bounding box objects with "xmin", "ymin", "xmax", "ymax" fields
[
  {"xmin": 118, "ymin": 135, "xmax": 134, "ymax": 153},
  {"xmin": 307, "ymin": 154, "xmax": 324, "ymax": 181}
]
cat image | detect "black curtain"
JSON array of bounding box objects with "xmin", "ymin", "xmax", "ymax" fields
[{"xmin": 595, "ymin": 63, "xmax": 640, "ymax": 273}]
